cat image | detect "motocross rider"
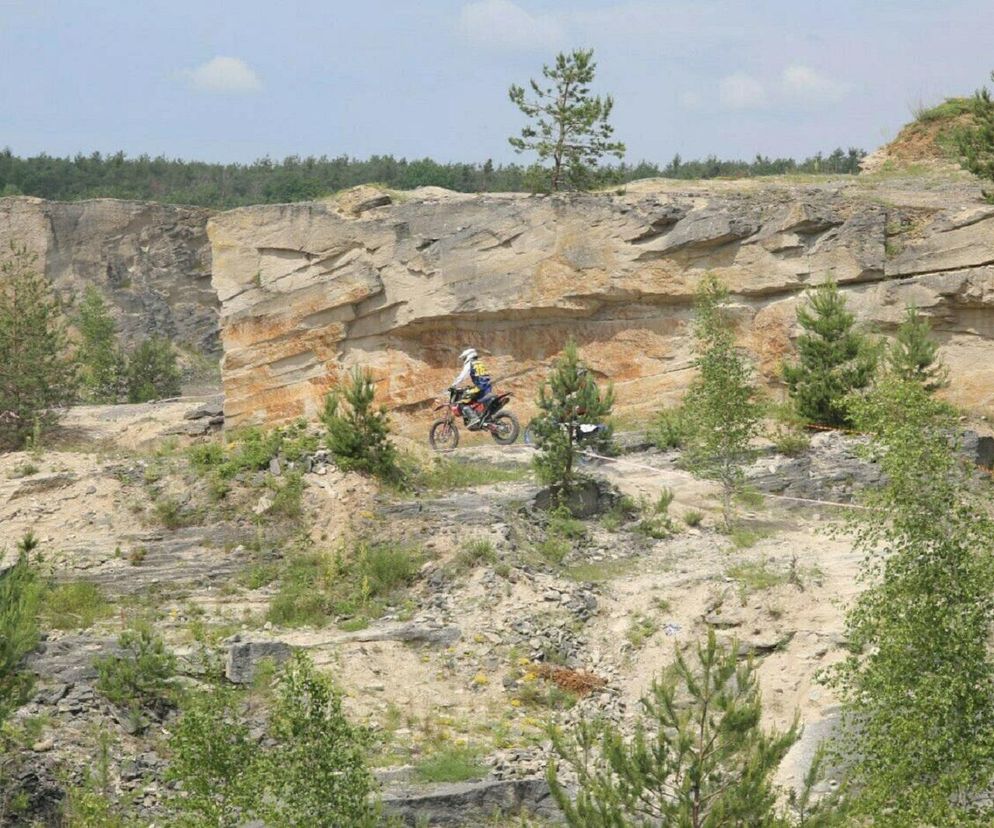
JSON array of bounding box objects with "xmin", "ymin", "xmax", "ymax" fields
[{"xmin": 449, "ymin": 348, "xmax": 494, "ymax": 428}]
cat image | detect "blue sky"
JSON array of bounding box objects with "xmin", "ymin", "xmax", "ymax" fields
[{"xmin": 2, "ymin": 0, "xmax": 992, "ymax": 165}]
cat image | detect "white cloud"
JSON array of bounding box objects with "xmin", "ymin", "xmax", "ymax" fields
[
  {"xmin": 678, "ymin": 90, "xmax": 703, "ymax": 110},
  {"xmin": 456, "ymin": 0, "xmax": 564, "ymax": 51},
  {"xmin": 718, "ymin": 73, "xmax": 767, "ymax": 110},
  {"xmin": 183, "ymin": 56, "xmax": 261, "ymax": 94},
  {"xmin": 781, "ymin": 64, "xmax": 847, "ymax": 103}
]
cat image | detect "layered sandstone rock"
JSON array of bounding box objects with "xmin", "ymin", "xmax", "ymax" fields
[
  {"xmin": 0, "ymin": 197, "xmax": 217, "ymax": 352},
  {"xmin": 208, "ymin": 178, "xmax": 994, "ymax": 427}
]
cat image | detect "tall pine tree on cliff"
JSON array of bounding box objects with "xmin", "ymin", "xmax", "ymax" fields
[
  {"xmin": 783, "ymin": 281, "xmax": 878, "ymax": 428},
  {"xmin": 508, "ymin": 49, "xmax": 625, "ymax": 192}
]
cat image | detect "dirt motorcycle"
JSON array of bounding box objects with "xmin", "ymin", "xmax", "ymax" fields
[
  {"xmin": 428, "ymin": 387, "xmax": 520, "ymax": 451},
  {"xmin": 522, "ymin": 407, "xmax": 608, "ymax": 450}
]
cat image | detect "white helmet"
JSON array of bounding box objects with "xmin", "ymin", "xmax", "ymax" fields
[{"xmin": 459, "ymin": 348, "xmax": 478, "ymax": 364}]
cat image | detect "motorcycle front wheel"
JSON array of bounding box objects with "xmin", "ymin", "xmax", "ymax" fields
[
  {"xmin": 429, "ymin": 419, "xmax": 459, "ymax": 451},
  {"xmin": 489, "ymin": 412, "xmax": 520, "ymax": 445}
]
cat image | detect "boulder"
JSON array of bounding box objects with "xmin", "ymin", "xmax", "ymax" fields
[
  {"xmin": 380, "ymin": 778, "xmax": 559, "ymax": 826},
  {"xmin": 225, "ymin": 639, "xmax": 292, "ymax": 684}
]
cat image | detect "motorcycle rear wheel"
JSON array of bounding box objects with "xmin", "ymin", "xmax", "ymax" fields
[
  {"xmin": 429, "ymin": 419, "xmax": 459, "ymax": 451},
  {"xmin": 490, "ymin": 412, "xmax": 520, "ymax": 445}
]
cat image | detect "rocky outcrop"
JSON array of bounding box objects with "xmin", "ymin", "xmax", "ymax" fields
[
  {"xmin": 0, "ymin": 196, "xmax": 218, "ymax": 352},
  {"xmin": 208, "ymin": 178, "xmax": 994, "ymax": 427}
]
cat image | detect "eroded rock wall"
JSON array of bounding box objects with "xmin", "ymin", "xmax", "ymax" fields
[
  {"xmin": 208, "ymin": 179, "xmax": 994, "ymax": 427},
  {"xmin": 0, "ymin": 196, "xmax": 218, "ymax": 352}
]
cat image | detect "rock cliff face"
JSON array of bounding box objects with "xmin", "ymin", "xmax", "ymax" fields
[
  {"xmin": 209, "ymin": 177, "xmax": 994, "ymax": 427},
  {"xmin": 0, "ymin": 197, "xmax": 218, "ymax": 352}
]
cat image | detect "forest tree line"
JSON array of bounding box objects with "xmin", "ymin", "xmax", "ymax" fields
[{"xmin": 0, "ymin": 146, "xmax": 866, "ymax": 210}]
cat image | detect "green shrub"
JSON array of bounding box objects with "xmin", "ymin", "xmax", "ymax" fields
[
  {"xmin": 417, "ymin": 457, "xmax": 527, "ymax": 490},
  {"xmin": 127, "ymin": 337, "xmax": 181, "ymax": 403},
  {"xmin": 683, "ymin": 510, "xmax": 705, "ymax": 527},
  {"xmin": 94, "ymin": 626, "xmax": 178, "ymax": 717},
  {"xmin": 267, "ymin": 472, "xmax": 305, "ymax": 519},
  {"xmin": 625, "ymin": 613, "xmax": 658, "ymax": 648},
  {"xmin": 455, "ymin": 539, "xmax": 498, "ymax": 572},
  {"xmin": 649, "ymin": 405, "xmax": 688, "ymax": 450},
  {"xmin": 167, "ymin": 653, "xmax": 375, "ymax": 826},
  {"xmin": 321, "ymin": 368, "xmax": 401, "ymax": 484},
  {"xmin": 41, "ymin": 581, "xmax": 113, "ymax": 630}
]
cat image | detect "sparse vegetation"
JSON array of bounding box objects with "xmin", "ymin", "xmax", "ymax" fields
[
  {"xmin": 683, "ymin": 509, "xmax": 705, "ymax": 527},
  {"xmin": 40, "ymin": 581, "xmax": 113, "ymax": 630},
  {"xmin": 413, "ymin": 744, "xmax": 488, "ymax": 783},
  {"xmin": 725, "ymin": 558, "xmax": 788, "ymax": 598},
  {"xmin": 417, "ymin": 457, "xmax": 528, "ymax": 491},
  {"xmin": 268, "ymin": 540, "xmax": 422, "ymax": 628},
  {"xmin": 624, "ymin": 613, "xmax": 658, "ymax": 649}
]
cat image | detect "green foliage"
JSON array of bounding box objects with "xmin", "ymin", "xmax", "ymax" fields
[
  {"xmin": 681, "ymin": 275, "xmax": 761, "ymax": 529},
  {"xmin": 886, "ymin": 304, "xmax": 949, "ymax": 392},
  {"xmin": 165, "ymin": 683, "xmax": 259, "ymax": 826},
  {"xmin": 77, "ymin": 286, "xmax": 127, "ymax": 403},
  {"xmin": 455, "ymin": 538, "xmax": 498, "ymax": 572},
  {"xmin": 41, "ymin": 580, "xmax": 113, "ymax": 630},
  {"xmin": 59, "ymin": 730, "xmax": 137, "ymax": 827},
  {"xmin": 829, "ymin": 376, "xmax": 994, "ymax": 823},
  {"xmin": 268, "ymin": 541, "xmax": 421, "ymax": 628},
  {"xmin": 649, "ymin": 404, "xmax": 689, "ymax": 449},
  {"xmin": 94, "ymin": 625, "xmax": 178, "ymax": 717},
  {"xmin": 508, "ymin": 49, "xmax": 625, "ymax": 191},
  {"xmin": 782, "ymin": 281, "xmax": 878, "ymax": 428},
  {"xmin": 267, "ymin": 471, "xmax": 305, "ymax": 519},
  {"xmin": 321, "ymin": 368, "xmax": 400, "ymax": 483},
  {"xmin": 0, "ymin": 543, "xmax": 43, "ymax": 724},
  {"xmin": 414, "ymin": 744, "xmax": 487, "ymax": 783},
  {"xmin": 957, "ymin": 72, "xmax": 994, "ymax": 199},
  {"xmin": 126, "ymin": 337, "xmax": 181, "ymax": 402},
  {"xmin": 259, "ymin": 652, "xmax": 375, "ymax": 826},
  {"xmin": 0, "ymin": 242, "xmax": 78, "ymax": 449},
  {"xmin": 547, "ymin": 630, "xmax": 798, "ymax": 827},
  {"xmin": 166, "ymin": 652, "xmax": 375, "ymax": 827},
  {"xmin": 624, "ymin": 613, "xmax": 658, "ymax": 649},
  {"xmin": 532, "ymin": 340, "xmax": 614, "ymax": 491}
]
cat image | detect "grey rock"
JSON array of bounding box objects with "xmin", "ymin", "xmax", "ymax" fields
[
  {"xmin": 534, "ymin": 478, "xmax": 619, "ymax": 518},
  {"xmin": 225, "ymin": 640, "xmax": 292, "ymax": 684},
  {"xmin": 381, "ymin": 777, "xmax": 560, "ymax": 826}
]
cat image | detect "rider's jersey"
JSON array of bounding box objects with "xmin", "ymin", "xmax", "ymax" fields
[{"xmin": 451, "ymin": 359, "xmax": 492, "ymax": 395}]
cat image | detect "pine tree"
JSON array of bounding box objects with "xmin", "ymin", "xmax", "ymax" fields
[
  {"xmin": 77, "ymin": 286, "xmax": 127, "ymax": 403},
  {"xmin": 830, "ymin": 377, "xmax": 994, "ymax": 823},
  {"xmin": 126, "ymin": 338, "xmax": 181, "ymax": 403},
  {"xmin": 958, "ymin": 71, "xmax": 994, "ymax": 200},
  {"xmin": 0, "ymin": 534, "xmax": 43, "ymax": 725},
  {"xmin": 782, "ymin": 281, "xmax": 878, "ymax": 428},
  {"xmin": 547, "ymin": 630, "xmax": 798, "ymax": 827},
  {"xmin": 681, "ymin": 275, "xmax": 761, "ymax": 529},
  {"xmin": 532, "ymin": 340, "xmax": 614, "ymax": 491},
  {"xmin": 0, "ymin": 242, "xmax": 78, "ymax": 449},
  {"xmin": 509, "ymin": 49, "xmax": 625, "ymax": 192},
  {"xmin": 320, "ymin": 368, "xmax": 400, "ymax": 483},
  {"xmin": 886, "ymin": 305, "xmax": 948, "ymax": 392}
]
